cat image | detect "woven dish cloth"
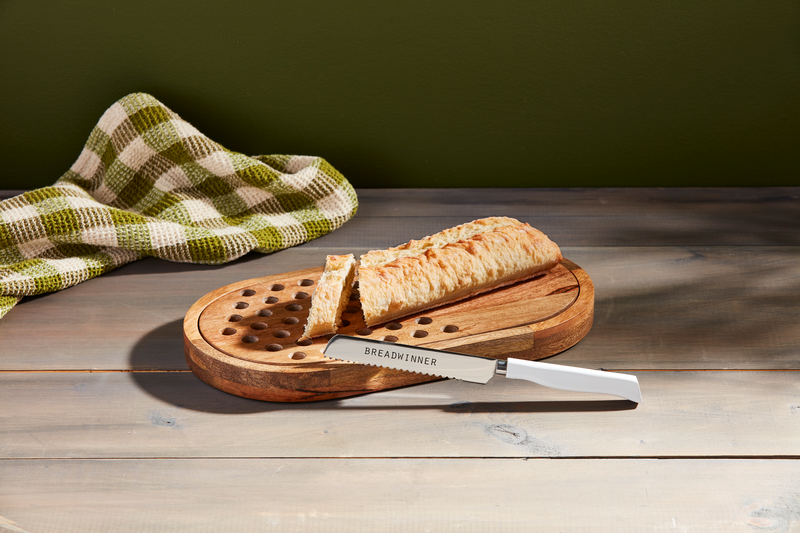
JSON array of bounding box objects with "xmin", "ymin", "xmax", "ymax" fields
[{"xmin": 0, "ymin": 93, "xmax": 358, "ymax": 319}]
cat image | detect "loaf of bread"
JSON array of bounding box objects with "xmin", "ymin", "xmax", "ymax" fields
[
  {"xmin": 300, "ymin": 254, "xmax": 357, "ymax": 340},
  {"xmin": 357, "ymin": 217, "xmax": 562, "ymax": 326}
]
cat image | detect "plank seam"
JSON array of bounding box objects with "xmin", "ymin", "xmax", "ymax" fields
[
  {"xmin": 2, "ymin": 369, "xmax": 799, "ymax": 373},
  {"xmin": 0, "ymin": 456, "xmax": 798, "ymax": 460}
]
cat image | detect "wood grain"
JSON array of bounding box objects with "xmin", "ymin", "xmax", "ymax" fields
[
  {"xmin": 1, "ymin": 246, "xmax": 797, "ymax": 371},
  {"xmin": 183, "ymin": 260, "xmax": 591, "ymax": 401},
  {"xmin": 2, "ymin": 458, "xmax": 798, "ymax": 533},
  {"xmin": 307, "ymin": 213, "xmax": 800, "ymax": 248},
  {"xmin": 1, "ymin": 188, "xmax": 798, "ymax": 531},
  {"xmin": 354, "ymin": 188, "xmax": 800, "ymax": 218},
  {"xmin": 1, "ymin": 370, "xmax": 798, "ymax": 459}
]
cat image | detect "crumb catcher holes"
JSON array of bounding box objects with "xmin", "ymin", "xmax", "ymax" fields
[
  {"xmin": 298, "ymin": 279, "xmax": 314, "ymax": 287},
  {"xmin": 289, "ymin": 352, "xmax": 307, "ymax": 360},
  {"xmin": 228, "ymin": 314, "xmax": 243, "ymax": 322},
  {"xmin": 412, "ymin": 330, "xmax": 429, "ymax": 338},
  {"xmin": 242, "ymin": 335, "xmax": 259, "ymax": 344},
  {"xmin": 233, "ymin": 302, "xmax": 249, "ymax": 309},
  {"xmin": 269, "ymin": 284, "xmax": 285, "ymax": 291},
  {"xmin": 381, "ymin": 335, "xmax": 398, "ymax": 343},
  {"xmin": 296, "ymin": 339, "xmax": 313, "ymax": 347},
  {"xmin": 415, "ymin": 317, "xmax": 432, "ymax": 325},
  {"xmin": 442, "ymin": 325, "xmax": 459, "ymax": 333},
  {"xmin": 241, "ymin": 289, "xmax": 256, "ymax": 297},
  {"xmin": 386, "ymin": 322, "xmax": 402, "ymax": 330},
  {"xmin": 356, "ymin": 328, "xmax": 373, "ymax": 336},
  {"xmin": 266, "ymin": 344, "xmax": 283, "ymax": 352},
  {"xmin": 274, "ymin": 330, "xmax": 291, "ymax": 338},
  {"xmin": 264, "ymin": 296, "xmax": 279, "ymax": 304},
  {"xmin": 282, "ymin": 317, "xmax": 299, "ymax": 325},
  {"xmin": 293, "ymin": 292, "xmax": 309, "ymax": 300},
  {"xmin": 257, "ymin": 309, "xmax": 273, "ymax": 317},
  {"xmin": 221, "ymin": 328, "xmax": 237, "ymax": 336},
  {"xmin": 285, "ymin": 304, "xmax": 303, "ymax": 312},
  {"xmin": 250, "ymin": 322, "xmax": 268, "ymax": 330}
]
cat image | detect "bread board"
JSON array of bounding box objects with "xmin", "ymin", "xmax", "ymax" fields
[{"xmin": 184, "ymin": 259, "xmax": 594, "ymax": 402}]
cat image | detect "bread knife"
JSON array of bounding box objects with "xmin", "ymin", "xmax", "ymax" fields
[{"xmin": 323, "ymin": 335, "xmax": 642, "ymax": 403}]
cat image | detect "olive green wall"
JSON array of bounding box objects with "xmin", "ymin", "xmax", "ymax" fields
[{"xmin": 1, "ymin": 1, "xmax": 798, "ymax": 189}]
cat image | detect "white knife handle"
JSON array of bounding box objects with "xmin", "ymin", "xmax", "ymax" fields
[{"xmin": 505, "ymin": 358, "xmax": 642, "ymax": 403}]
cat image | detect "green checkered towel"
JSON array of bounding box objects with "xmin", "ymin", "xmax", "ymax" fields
[{"xmin": 0, "ymin": 93, "xmax": 358, "ymax": 319}]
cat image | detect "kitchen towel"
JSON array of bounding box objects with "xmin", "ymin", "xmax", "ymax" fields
[{"xmin": 0, "ymin": 93, "xmax": 358, "ymax": 319}]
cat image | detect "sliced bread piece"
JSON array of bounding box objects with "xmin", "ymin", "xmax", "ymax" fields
[{"xmin": 300, "ymin": 254, "xmax": 357, "ymax": 339}]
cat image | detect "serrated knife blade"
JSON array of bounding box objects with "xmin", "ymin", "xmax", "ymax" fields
[{"xmin": 323, "ymin": 335, "xmax": 642, "ymax": 403}]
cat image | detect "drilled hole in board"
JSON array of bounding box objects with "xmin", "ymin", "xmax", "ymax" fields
[
  {"xmin": 298, "ymin": 279, "xmax": 314, "ymax": 286},
  {"xmin": 285, "ymin": 304, "xmax": 303, "ymax": 312},
  {"xmin": 269, "ymin": 284, "xmax": 285, "ymax": 291},
  {"xmin": 221, "ymin": 328, "xmax": 237, "ymax": 336},
  {"xmin": 340, "ymin": 319, "xmax": 350, "ymax": 327},
  {"xmin": 266, "ymin": 344, "xmax": 283, "ymax": 352},
  {"xmin": 282, "ymin": 317, "xmax": 299, "ymax": 325},
  {"xmin": 412, "ymin": 330, "xmax": 428, "ymax": 338},
  {"xmin": 353, "ymin": 281, "xmax": 360, "ymax": 289},
  {"xmin": 274, "ymin": 330, "xmax": 291, "ymax": 338},
  {"xmin": 242, "ymin": 335, "xmax": 259, "ymax": 344},
  {"xmin": 250, "ymin": 322, "xmax": 268, "ymax": 330},
  {"xmin": 264, "ymin": 296, "xmax": 279, "ymax": 304},
  {"xmin": 296, "ymin": 339, "xmax": 313, "ymax": 347},
  {"xmin": 381, "ymin": 335, "xmax": 398, "ymax": 343},
  {"xmin": 386, "ymin": 322, "xmax": 402, "ymax": 330},
  {"xmin": 356, "ymin": 328, "xmax": 373, "ymax": 336},
  {"xmin": 228, "ymin": 314, "xmax": 243, "ymax": 322},
  {"xmin": 241, "ymin": 289, "xmax": 256, "ymax": 297},
  {"xmin": 345, "ymin": 306, "xmax": 360, "ymax": 314},
  {"xmin": 289, "ymin": 352, "xmax": 307, "ymax": 360},
  {"xmin": 442, "ymin": 325, "xmax": 459, "ymax": 333},
  {"xmin": 233, "ymin": 302, "xmax": 249, "ymax": 310},
  {"xmin": 349, "ymin": 291, "xmax": 360, "ymax": 301},
  {"xmin": 415, "ymin": 317, "xmax": 432, "ymax": 325},
  {"xmin": 293, "ymin": 292, "xmax": 309, "ymax": 300},
  {"xmin": 257, "ymin": 309, "xmax": 273, "ymax": 317}
]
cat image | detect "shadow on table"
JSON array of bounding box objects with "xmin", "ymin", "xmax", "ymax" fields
[{"xmin": 128, "ymin": 320, "xmax": 637, "ymax": 414}]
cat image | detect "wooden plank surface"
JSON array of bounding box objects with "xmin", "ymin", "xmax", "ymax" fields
[
  {"xmin": 308, "ymin": 214, "xmax": 800, "ymax": 247},
  {"xmin": 2, "ymin": 370, "xmax": 797, "ymax": 458},
  {"xmin": 2, "ymin": 246, "xmax": 798, "ymax": 370},
  {"xmin": 1, "ymin": 458, "xmax": 798, "ymax": 533},
  {"xmin": 354, "ymin": 188, "xmax": 800, "ymax": 217},
  {"xmin": 2, "ymin": 187, "xmax": 798, "ymax": 531},
  {"xmin": 340, "ymin": 188, "xmax": 800, "ymax": 246}
]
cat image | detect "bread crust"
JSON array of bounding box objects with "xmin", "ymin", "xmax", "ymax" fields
[
  {"xmin": 358, "ymin": 217, "xmax": 562, "ymax": 326},
  {"xmin": 300, "ymin": 254, "xmax": 356, "ymax": 339}
]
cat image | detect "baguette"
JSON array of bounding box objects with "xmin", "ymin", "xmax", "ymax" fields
[
  {"xmin": 357, "ymin": 217, "xmax": 562, "ymax": 326},
  {"xmin": 300, "ymin": 254, "xmax": 357, "ymax": 340}
]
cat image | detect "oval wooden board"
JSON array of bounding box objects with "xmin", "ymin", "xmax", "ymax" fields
[{"xmin": 184, "ymin": 259, "xmax": 594, "ymax": 402}]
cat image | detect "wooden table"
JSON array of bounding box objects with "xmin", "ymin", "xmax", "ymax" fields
[{"xmin": 1, "ymin": 188, "xmax": 798, "ymax": 532}]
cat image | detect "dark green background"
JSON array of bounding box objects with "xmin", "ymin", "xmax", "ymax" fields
[{"xmin": 1, "ymin": 1, "xmax": 798, "ymax": 189}]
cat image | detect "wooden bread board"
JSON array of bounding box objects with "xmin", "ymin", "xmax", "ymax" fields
[{"xmin": 184, "ymin": 259, "xmax": 594, "ymax": 402}]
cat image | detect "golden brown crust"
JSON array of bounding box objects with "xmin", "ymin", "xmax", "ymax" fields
[
  {"xmin": 300, "ymin": 254, "xmax": 356, "ymax": 339},
  {"xmin": 358, "ymin": 217, "xmax": 561, "ymax": 326},
  {"xmin": 359, "ymin": 216, "xmax": 521, "ymax": 269}
]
